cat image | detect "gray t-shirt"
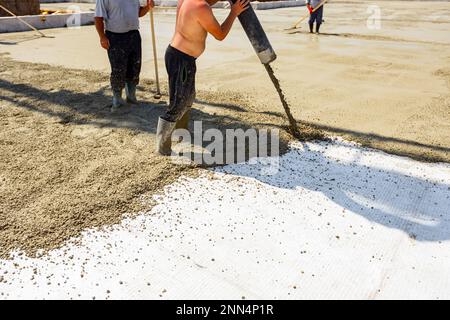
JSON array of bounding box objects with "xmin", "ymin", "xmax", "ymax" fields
[{"xmin": 95, "ymin": 0, "xmax": 141, "ymax": 33}]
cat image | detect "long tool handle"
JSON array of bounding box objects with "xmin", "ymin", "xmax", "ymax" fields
[
  {"xmin": 0, "ymin": 4, "xmax": 47, "ymax": 37},
  {"xmin": 150, "ymin": 9, "xmax": 161, "ymax": 96}
]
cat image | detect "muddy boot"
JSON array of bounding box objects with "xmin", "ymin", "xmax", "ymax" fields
[
  {"xmin": 125, "ymin": 82, "xmax": 138, "ymax": 105},
  {"xmin": 156, "ymin": 117, "xmax": 176, "ymax": 156},
  {"xmin": 112, "ymin": 89, "xmax": 125, "ymax": 113},
  {"xmin": 316, "ymin": 23, "xmax": 321, "ymax": 34},
  {"xmin": 309, "ymin": 23, "xmax": 314, "ymax": 33},
  {"xmin": 175, "ymin": 110, "xmax": 190, "ymax": 130}
]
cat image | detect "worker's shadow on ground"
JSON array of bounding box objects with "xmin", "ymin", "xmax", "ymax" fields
[
  {"xmin": 0, "ymin": 34, "xmax": 44, "ymax": 45},
  {"xmin": 0, "ymin": 78, "xmax": 289, "ymax": 165},
  {"xmin": 220, "ymin": 140, "xmax": 450, "ymax": 242},
  {"xmin": 259, "ymin": 110, "xmax": 450, "ymax": 163}
]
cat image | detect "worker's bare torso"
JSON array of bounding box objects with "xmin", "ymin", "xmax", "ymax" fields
[{"xmin": 171, "ymin": 0, "xmax": 209, "ymax": 58}]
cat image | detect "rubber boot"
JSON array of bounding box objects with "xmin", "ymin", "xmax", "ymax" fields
[
  {"xmin": 156, "ymin": 117, "xmax": 176, "ymax": 156},
  {"xmin": 175, "ymin": 109, "xmax": 190, "ymax": 130},
  {"xmin": 112, "ymin": 89, "xmax": 125, "ymax": 113},
  {"xmin": 125, "ymin": 82, "xmax": 138, "ymax": 105},
  {"xmin": 309, "ymin": 23, "xmax": 314, "ymax": 34},
  {"xmin": 316, "ymin": 23, "xmax": 321, "ymax": 34}
]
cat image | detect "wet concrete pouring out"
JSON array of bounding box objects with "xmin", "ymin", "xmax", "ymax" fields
[
  {"xmin": 235, "ymin": 3, "xmax": 301, "ymax": 139},
  {"xmin": 264, "ymin": 63, "xmax": 301, "ymax": 139}
]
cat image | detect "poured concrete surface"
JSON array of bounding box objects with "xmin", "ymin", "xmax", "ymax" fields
[
  {"xmin": 1, "ymin": 1, "xmax": 449, "ymax": 162},
  {"xmin": 1, "ymin": 0, "xmax": 449, "ymax": 300},
  {"xmin": 1, "ymin": 139, "xmax": 449, "ymax": 299}
]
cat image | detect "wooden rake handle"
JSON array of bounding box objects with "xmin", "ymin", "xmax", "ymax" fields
[
  {"xmin": 0, "ymin": 4, "xmax": 47, "ymax": 37},
  {"xmin": 149, "ymin": 9, "xmax": 161, "ymax": 96}
]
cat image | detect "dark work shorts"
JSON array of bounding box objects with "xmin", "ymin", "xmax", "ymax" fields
[{"xmin": 162, "ymin": 45, "xmax": 197, "ymax": 123}]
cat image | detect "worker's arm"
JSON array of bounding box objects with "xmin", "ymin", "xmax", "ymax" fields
[
  {"xmin": 94, "ymin": 17, "xmax": 110, "ymax": 50},
  {"xmin": 139, "ymin": 0, "xmax": 155, "ymax": 17},
  {"xmin": 306, "ymin": 0, "xmax": 313, "ymax": 13},
  {"xmin": 197, "ymin": 0, "xmax": 250, "ymax": 41}
]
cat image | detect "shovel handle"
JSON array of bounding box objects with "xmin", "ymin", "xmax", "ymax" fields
[
  {"xmin": 150, "ymin": 9, "xmax": 161, "ymax": 96},
  {"xmin": 0, "ymin": 4, "xmax": 47, "ymax": 37}
]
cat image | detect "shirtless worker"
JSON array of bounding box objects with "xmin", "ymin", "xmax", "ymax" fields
[
  {"xmin": 156, "ymin": 0, "xmax": 250, "ymax": 156},
  {"xmin": 95, "ymin": 0, "xmax": 154, "ymax": 112}
]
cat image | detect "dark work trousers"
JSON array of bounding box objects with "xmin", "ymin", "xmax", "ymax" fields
[
  {"xmin": 106, "ymin": 30, "xmax": 142, "ymax": 93},
  {"xmin": 309, "ymin": 5, "xmax": 324, "ymax": 25},
  {"xmin": 161, "ymin": 45, "xmax": 197, "ymax": 123}
]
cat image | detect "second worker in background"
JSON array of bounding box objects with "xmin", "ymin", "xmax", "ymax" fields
[{"xmin": 95, "ymin": 0, "xmax": 154, "ymax": 112}]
